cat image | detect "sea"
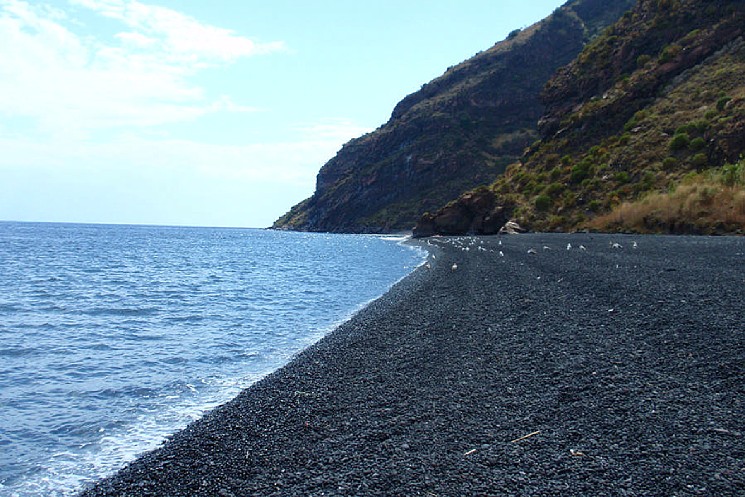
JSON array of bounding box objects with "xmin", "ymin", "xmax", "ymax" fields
[{"xmin": 0, "ymin": 222, "xmax": 426, "ymax": 497}]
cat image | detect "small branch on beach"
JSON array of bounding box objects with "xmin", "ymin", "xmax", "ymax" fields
[
  {"xmin": 463, "ymin": 448, "xmax": 478, "ymax": 456},
  {"xmin": 510, "ymin": 431, "xmax": 541, "ymax": 443}
]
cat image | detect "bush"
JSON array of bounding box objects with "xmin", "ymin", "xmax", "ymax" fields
[
  {"xmin": 534, "ymin": 195, "xmax": 552, "ymax": 212},
  {"xmin": 642, "ymin": 171, "xmax": 656, "ymax": 189},
  {"xmin": 662, "ymin": 156, "xmax": 678, "ymax": 170},
  {"xmin": 507, "ymin": 28, "xmax": 521, "ymax": 40},
  {"xmin": 721, "ymin": 161, "xmax": 745, "ymax": 186},
  {"xmin": 615, "ymin": 171, "xmax": 630, "ymax": 184},
  {"xmin": 692, "ymin": 153, "xmax": 708, "ymax": 168},
  {"xmin": 571, "ymin": 161, "xmax": 593, "ymax": 183},
  {"xmin": 637, "ymin": 54, "xmax": 652, "ymax": 67},
  {"xmin": 689, "ymin": 137, "xmax": 706, "ymax": 151},
  {"xmin": 717, "ymin": 96, "xmax": 732, "ymax": 111},
  {"xmin": 544, "ymin": 182, "xmax": 565, "ymax": 197},
  {"xmin": 670, "ymin": 133, "xmax": 690, "ymax": 151},
  {"xmin": 658, "ymin": 44, "xmax": 681, "ymax": 64}
]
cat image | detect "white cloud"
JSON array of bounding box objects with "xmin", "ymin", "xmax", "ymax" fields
[
  {"xmin": 70, "ymin": 0, "xmax": 286, "ymax": 63},
  {"xmin": 0, "ymin": 0, "xmax": 284, "ymax": 136}
]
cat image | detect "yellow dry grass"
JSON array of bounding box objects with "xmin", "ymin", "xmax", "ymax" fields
[{"xmin": 591, "ymin": 166, "xmax": 745, "ymax": 234}]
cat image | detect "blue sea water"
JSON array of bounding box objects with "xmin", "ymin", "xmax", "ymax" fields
[{"xmin": 0, "ymin": 222, "xmax": 425, "ymax": 496}]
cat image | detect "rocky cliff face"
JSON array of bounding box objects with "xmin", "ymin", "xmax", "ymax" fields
[
  {"xmin": 273, "ymin": 0, "xmax": 636, "ymax": 233},
  {"xmin": 416, "ymin": 0, "xmax": 745, "ymax": 236}
]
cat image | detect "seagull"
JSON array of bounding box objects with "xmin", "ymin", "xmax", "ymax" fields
[
  {"xmin": 499, "ymin": 251, "xmax": 504, "ymax": 257},
  {"xmin": 632, "ymin": 241, "xmax": 638, "ymax": 249},
  {"xmin": 451, "ymin": 263, "xmax": 458, "ymax": 271},
  {"xmin": 527, "ymin": 248, "xmax": 537, "ymax": 254},
  {"xmin": 543, "ymin": 245, "xmax": 551, "ymax": 251},
  {"xmin": 611, "ymin": 242, "xmax": 623, "ymax": 249},
  {"xmin": 567, "ymin": 243, "xmax": 572, "ymax": 250},
  {"xmin": 579, "ymin": 245, "xmax": 587, "ymax": 251}
]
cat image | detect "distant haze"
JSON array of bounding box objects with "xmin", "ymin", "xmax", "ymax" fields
[{"xmin": 0, "ymin": 0, "xmax": 564, "ymax": 228}]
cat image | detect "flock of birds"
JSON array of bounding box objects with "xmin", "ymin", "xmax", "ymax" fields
[{"xmin": 422, "ymin": 236, "xmax": 639, "ymax": 271}]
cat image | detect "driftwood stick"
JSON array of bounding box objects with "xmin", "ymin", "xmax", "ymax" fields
[{"xmin": 510, "ymin": 430, "xmax": 541, "ymax": 443}]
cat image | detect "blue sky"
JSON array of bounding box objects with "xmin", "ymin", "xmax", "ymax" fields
[{"xmin": 0, "ymin": 0, "xmax": 565, "ymax": 228}]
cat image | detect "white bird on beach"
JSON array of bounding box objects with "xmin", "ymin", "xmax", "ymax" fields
[
  {"xmin": 632, "ymin": 241, "xmax": 638, "ymax": 249},
  {"xmin": 611, "ymin": 242, "xmax": 623, "ymax": 249},
  {"xmin": 499, "ymin": 251, "xmax": 504, "ymax": 257},
  {"xmin": 543, "ymin": 245, "xmax": 551, "ymax": 251},
  {"xmin": 451, "ymin": 263, "xmax": 458, "ymax": 271},
  {"xmin": 579, "ymin": 245, "xmax": 587, "ymax": 251},
  {"xmin": 567, "ymin": 243, "xmax": 572, "ymax": 250},
  {"xmin": 527, "ymin": 248, "xmax": 537, "ymax": 254}
]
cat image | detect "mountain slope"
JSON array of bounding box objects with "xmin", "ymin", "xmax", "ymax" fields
[
  {"xmin": 273, "ymin": 0, "xmax": 635, "ymax": 233},
  {"xmin": 415, "ymin": 0, "xmax": 745, "ymax": 236}
]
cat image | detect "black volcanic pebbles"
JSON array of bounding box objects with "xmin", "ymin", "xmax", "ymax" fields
[{"xmin": 81, "ymin": 234, "xmax": 745, "ymax": 496}]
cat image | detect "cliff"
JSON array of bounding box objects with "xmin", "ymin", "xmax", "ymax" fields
[
  {"xmin": 416, "ymin": 0, "xmax": 745, "ymax": 236},
  {"xmin": 273, "ymin": 0, "xmax": 636, "ymax": 233}
]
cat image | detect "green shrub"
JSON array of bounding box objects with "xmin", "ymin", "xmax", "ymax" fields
[
  {"xmin": 544, "ymin": 182, "xmax": 565, "ymax": 197},
  {"xmin": 642, "ymin": 171, "xmax": 656, "ymax": 188},
  {"xmin": 721, "ymin": 161, "xmax": 745, "ymax": 186},
  {"xmin": 662, "ymin": 156, "xmax": 678, "ymax": 171},
  {"xmin": 658, "ymin": 44, "xmax": 681, "ymax": 64},
  {"xmin": 692, "ymin": 153, "xmax": 708, "ymax": 168},
  {"xmin": 689, "ymin": 137, "xmax": 706, "ymax": 151},
  {"xmin": 571, "ymin": 163, "xmax": 590, "ymax": 183},
  {"xmin": 717, "ymin": 96, "xmax": 732, "ymax": 111},
  {"xmin": 705, "ymin": 108, "xmax": 719, "ymax": 119},
  {"xmin": 588, "ymin": 200, "xmax": 602, "ymax": 212},
  {"xmin": 676, "ymin": 123, "xmax": 695, "ymax": 135},
  {"xmin": 670, "ymin": 133, "xmax": 690, "ymax": 151},
  {"xmin": 693, "ymin": 119, "xmax": 709, "ymax": 133},
  {"xmin": 615, "ymin": 171, "xmax": 630, "ymax": 184},
  {"xmin": 507, "ymin": 28, "xmax": 522, "ymax": 40},
  {"xmin": 534, "ymin": 195, "xmax": 552, "ymax": 212},
  {"xmin": 636, "ymin": 54, "xmax": 652, "ymax": 67}
]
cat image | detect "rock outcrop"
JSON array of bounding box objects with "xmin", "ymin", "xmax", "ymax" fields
[
  {"xmin": 415, "ymin": 0, "xmax": 745, "ymax": 236},
  {"xmin": 273, "ymin": 0, "xmax": 636, "ymax": 233}
]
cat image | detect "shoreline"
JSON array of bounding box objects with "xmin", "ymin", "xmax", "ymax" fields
[{"xmin": 80, "ymin": 233, "xmax": 744, "ymax": 496}]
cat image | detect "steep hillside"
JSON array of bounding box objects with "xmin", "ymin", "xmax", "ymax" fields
[
  {"xmin": 273, "ymin": 0, "xmax": 635, "ymax": 233},
  {"xmin": 416, "ymin": 0, "xmax": 745, "ymax": 236}
]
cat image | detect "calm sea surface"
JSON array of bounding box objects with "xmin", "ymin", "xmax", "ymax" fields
[{"xmin": 0, "ymin": 222, "xmax": 425, "ymax": 496}]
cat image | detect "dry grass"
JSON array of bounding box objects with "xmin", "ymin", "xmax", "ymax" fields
[{"xmin": 591, "ymin": 163, "xmax": 745, "ymax": 234}]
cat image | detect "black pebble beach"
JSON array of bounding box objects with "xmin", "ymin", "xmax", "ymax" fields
[{"xmin": 80, "ymin": 233, "xmax": 744, "ymax": 496}]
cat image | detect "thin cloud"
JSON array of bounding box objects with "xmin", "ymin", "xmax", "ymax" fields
[
  {"xmin": 70, "ymin": 0, "xmax": 286, "ymax": 63},
  {"xmin": 0, "ymin": 0, "xmax": 284, "ymax": 136}
]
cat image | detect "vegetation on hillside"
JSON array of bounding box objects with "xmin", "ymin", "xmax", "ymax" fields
[
  {"xmin": 591, "ymin": 159, "xmax": 745, "ymax": 234},
  {"xmin": 417, "ymin": 0, "xmax": 745, "ymax": 236},
  {"xmin": 273, "ymin": 0, "xmax": 635, "ymax": 233}
]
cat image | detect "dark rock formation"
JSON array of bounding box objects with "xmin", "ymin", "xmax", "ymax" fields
[
  {"xmin": 415, "ymin": 0, "xmax": 745, "ymax": 236},
  {"xmin": 273, "ymin": 0, "xmax": 635, "ymax": 233}
]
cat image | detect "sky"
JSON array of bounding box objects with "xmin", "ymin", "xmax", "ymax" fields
[{"xmin": 0, "ymin": 0, "xmax": 566, "ymax": 228}]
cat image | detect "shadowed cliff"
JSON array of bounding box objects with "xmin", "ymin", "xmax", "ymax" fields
[
  {"xmin": 415, "ymin": 0, "xmax": 745, "ymax": 236},
  {"xmin": 273, "ymin": 0, "xmax": 636, "ymax": 233}
]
